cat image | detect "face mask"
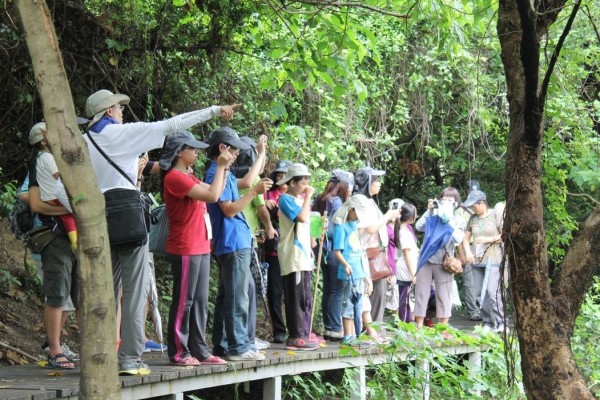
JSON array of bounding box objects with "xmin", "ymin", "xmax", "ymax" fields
[{"xmin": 437, "ymin": 201, "xmax": 455, "ymax": 223}]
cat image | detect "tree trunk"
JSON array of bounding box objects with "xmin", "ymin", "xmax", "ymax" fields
[
  {"xmin": 15, "ymin": 1, "xmax": 120, "ymax": 398},
  {"xmin": 498, "ymin": 0, "xmax": 597, "ymax": 399}
]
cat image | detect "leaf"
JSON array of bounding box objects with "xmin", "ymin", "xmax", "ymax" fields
[
  {"xmin": 353, "ymin": 80, "xmax": 367, "ymax": 103},
  {"xmin": 271, "ymin": 101, "xmax": 287, "ymax": 118},
  {"xmin": 270, "ymin": 48, "xmax": 285, "ymax": 59}
]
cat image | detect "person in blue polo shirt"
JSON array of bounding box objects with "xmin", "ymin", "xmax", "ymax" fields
[{"xmin": 204, "ymin": 127, "xmax": 272, "ymax": 361}]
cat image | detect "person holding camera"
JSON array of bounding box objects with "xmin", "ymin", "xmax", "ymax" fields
[{"xmin": 414, "ymin": 187, "xmax": 466, "ymax": 329}]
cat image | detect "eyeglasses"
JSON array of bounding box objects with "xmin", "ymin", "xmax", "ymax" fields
[{"xmin": 113, "ymin": 105, "xmax": 124, "ymax": 112}]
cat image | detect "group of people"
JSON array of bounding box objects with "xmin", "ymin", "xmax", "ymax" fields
[{"xmin": 22, "ymin": 88, "xmax": 507, "ymax": 375}]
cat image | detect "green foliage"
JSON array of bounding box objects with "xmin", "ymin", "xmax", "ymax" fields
[
  {"xmin": 0, "ymin": 178, "xmax": 18, "ymax": 218},
  {"xmin": 573, "ymin": 277, "xmax": 600, "ymax": 397},
  {"xmin": 282, "ymin": 370, "xmax": 358, "ymax": 400},
  {"xmin": 364, "ymin": 322, "xmax": 525, "ymax": 399}
]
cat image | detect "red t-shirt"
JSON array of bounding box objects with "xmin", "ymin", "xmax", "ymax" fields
[{"xmin": 163, "ymin": 169, "xmax": 210, "ymax": 255}]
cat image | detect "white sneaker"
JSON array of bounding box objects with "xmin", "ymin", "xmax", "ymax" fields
[
  {"xmin": 254, "ymin": 338, "xmax": 271, "ymax": 350},
  {"xmin": 227, "ymin": 351, "xmax": 266, "ymax": 361},
  {"xmin": 493, "ymin": 325, "xmax": 510, "ymax": 334},
  {"xmin": 481, "ymin": 325, "xmax": 493, "ymax": 334}
]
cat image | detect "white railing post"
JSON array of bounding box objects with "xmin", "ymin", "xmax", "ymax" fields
[
  {"xmin": 348, "ymin": 366, "xmax": 366, "ymax": 400},
  {"xmin": 467, "ymin": 351, "xmax": 482, "ymax": 396},
  {"xmin": 420, "ymin": 359, "xmax": 430, "ymax": 400},
  {"xmin": 263, "ymin": 376, "xmax": 282, "ymax": 400}
]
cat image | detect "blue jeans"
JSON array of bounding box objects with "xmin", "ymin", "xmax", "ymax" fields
[
  {"xmin": 321, "ymin": 251, "xmax": 343, "ymax": 332},
  {"xmin": 212, "ymin": 249, "xmax": 251, "ymax": 356}
]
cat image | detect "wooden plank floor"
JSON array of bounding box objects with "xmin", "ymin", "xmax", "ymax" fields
[{"xmin": 0, "ymin": 309, "xmax": 485, "ymax": 400}]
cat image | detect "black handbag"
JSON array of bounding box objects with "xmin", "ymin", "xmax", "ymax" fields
[
  {"xmin": 25, "ymin": 226, "xmax": 58, "ymax": 253},
  {"xmin": 103, "ymin": 188, "xmax": 149, "ymax": 248},
  {"xmin": 87, "ymin": 133, "xmax": 149, "ymax": 248}
]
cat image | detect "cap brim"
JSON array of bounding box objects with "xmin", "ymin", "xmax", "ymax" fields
[
  {"xmin": 462, "ymin": 199, "xmax": 476, "ymax": 207},
  {"xmin": 184, "ymin": 138, "xmax": 209, "ymax": 149},
  {"xmin": 276, "ymin": 176, "xmax": 292, "ymax": 185},
  {"xmin": 226, "ymin": 138, "xmax": 251, "ymax": 150},
  {"xmin": 371, "ymin": 169, "xmax": 385, "ymax": 176},
  {"xmin": 76, "ymin": 116, "xmax": 90, "ymax": 125}
]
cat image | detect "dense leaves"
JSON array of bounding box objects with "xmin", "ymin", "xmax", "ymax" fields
[{"xmin": 1, "ymin": 0, "xmax": 598, "ymax": 267}]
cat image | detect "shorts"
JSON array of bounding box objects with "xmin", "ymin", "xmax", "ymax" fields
[
  {"xmin": 41, "ymin": 235, "xmax": 79, "ymax": 309},
  {"xmin": 341, "ymin": 279, "xmax": 364, "ymax": 319}
]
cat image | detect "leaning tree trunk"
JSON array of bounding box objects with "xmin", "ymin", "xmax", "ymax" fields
[
  {"xmin": 498, "ymin": 0, "xmax": 599, "ymax": 398},
  {"xmin": 16, "ymin": 0, "xmax": 120, "ymax": 398}
]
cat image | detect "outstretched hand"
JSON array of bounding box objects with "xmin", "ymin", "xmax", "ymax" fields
[{"xmin": 220, "ymin": 103, "xmax": 242, "ymax": 120}]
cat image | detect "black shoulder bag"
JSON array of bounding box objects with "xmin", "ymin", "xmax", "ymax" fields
[{"xmin": 86, "ymin": 133, "xmax": 150, "ymax": 248}]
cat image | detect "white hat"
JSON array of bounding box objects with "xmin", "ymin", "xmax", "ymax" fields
[
  {"xmin": 28, "ymin": 122, "xmax": 46, "ymax": 145},
  {"xmin": 85, "ymin": 89, "xmax": 130, "ymax": 126},
  {"xmin": 276, "ymin": 163, "xmax": 311, "ymax": 185}
]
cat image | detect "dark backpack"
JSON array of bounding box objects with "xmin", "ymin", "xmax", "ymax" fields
[{"xmin": 9, "ymin": 198, "xmax": 35, "ymax": 241}]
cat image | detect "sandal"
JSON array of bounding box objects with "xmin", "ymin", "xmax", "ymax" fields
[
  {"xmin": 47, "ymin": 353, "xmax": 75, "ymax": 370},
  {"xmin": 198, "ymin": 355, "xmax": 227, "ymax": 365},
  {"xmin": 170, "ymin": 356, "xmax": 201, "ymax": 366}
]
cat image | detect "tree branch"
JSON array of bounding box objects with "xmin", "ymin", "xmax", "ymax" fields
[
  {"xmin": 539, "ymin": 0, "xmax": 582, "ymax": 106},
  {"xmin": 551, "ymin": 207, "xmax": 600, "ymax": 325},
  {"xmin": 567, "ymin": 192, "xmax": 600, "ymax": 206},
  {"xmin": 285, "ymin": 0, "xmax": 409, "ymax": 19}
]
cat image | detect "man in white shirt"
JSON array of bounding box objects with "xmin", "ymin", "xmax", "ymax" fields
[{"xmin": 83, "ymin": 89, "xmax": 237, "ymax": 375}]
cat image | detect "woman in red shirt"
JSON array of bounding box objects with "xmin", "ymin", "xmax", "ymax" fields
[{"xmin": 159, "ymin": 130, "xmax": 232, "ymax": 365}]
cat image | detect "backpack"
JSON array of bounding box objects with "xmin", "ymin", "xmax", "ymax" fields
[{"xmin": 9, "ymin": 198, "xmax": 35, "ymax": 241}]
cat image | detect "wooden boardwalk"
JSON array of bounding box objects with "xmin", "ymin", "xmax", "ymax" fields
[{"xmin": 0, "ymin": 311, "xmax": 486, "ymax": 400}]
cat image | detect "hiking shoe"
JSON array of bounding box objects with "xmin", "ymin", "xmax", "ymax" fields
[
  {"xmin": 272, "ymin": 334, "xmax": 286, "ymax": 344},
  {"xmin": 254, "ymin": 338, "xmax": 271, "ymax": 350},
  {"xmin": 119, "ymin": 360, "xmax": 151, "ymax": 375},
  {"xmin": 286, "ymin": 337, "xmax": 319, "ymax": 351},
  {"xmin": 143, "ymin": 340, "xmax": 167, "ymax": 353},
  {"xmin": 324, "ymin": 330, "xmax": 343, "ymax": 342},
  {"xmin": 42, "ymin": 342, "xmax": 79, "ymax": 362},
  {"xmin": 226, "ymin": 351, "xmax": 266, "ymax": 361},
  {"xmin": 340, "ymin": 337, "xmax": 371, "ymax": 349}
]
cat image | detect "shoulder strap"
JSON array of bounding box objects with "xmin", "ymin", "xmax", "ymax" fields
[{"xmin": 86, "ymin": 132, "xmax": 138, "ymax": 190}]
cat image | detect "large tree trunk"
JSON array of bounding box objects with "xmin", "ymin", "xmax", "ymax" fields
[
  {"xmin": 15, "ymin": 1, "xmax": 120, "ymax": 398},
  {"xmin": 498, "ymin": 0, "xmax": 598, "ymax": 398}
]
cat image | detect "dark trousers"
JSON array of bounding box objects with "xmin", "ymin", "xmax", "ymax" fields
[
  {"xmin": 282, "ymin": 271, "xmax": 311, "ymax": 339},
  {"xmin": 167, "ymin": 254, "xmax": 210, "ymax": 361},
  {"xmin": 266, "ymin": 254, "xmax": 286, "ymax": 337},
  {"xmin": 397, "ymin": 282, "xmax": 412, "ymax": 323}
]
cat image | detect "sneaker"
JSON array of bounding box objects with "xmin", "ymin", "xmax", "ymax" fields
[
  {"xmin": 254, "ymin": 338, "xmax": 271, "ymax": 350},
  {"xmin": 309, "ymin": 333, "xmax": 326, "ymax": 344},
  {"xmin": 286, "ymin": 337, "xmax": 319, "ymax": 351},
  {"xmin": 493, "ymin": 325, "xmax": 510, "ymax": 334},
  {"xmin": 340, "ymin": 336, "xmax": 371, "ymax": 349},
  {"xmin": 272, "ymin": 334, "xmax": 286, "ymax": 344},
  {"xmin": 144, "ymin": 340, "xmax": 167, "ymax": 353},
  {"xmin": 324, "ymin": 330, "xmax": 343, "ymax": 342},
  {"xmin": 42, "ymin": 342, "xmax": 79, "ymax": 362},
  {"xmin": 119, "ymin": 360, "xmax": 151, "ymax": 375},
  {"xmin": 226, "ymin": 351, "xmax": 266, "ymax": 361},
  {"xmin": 469, "ymin": 315, "xmax": 483, "ymax": 321},
  {"xmin": 481, "ymin": 324, "xmax": 494, "ymax": 334}
]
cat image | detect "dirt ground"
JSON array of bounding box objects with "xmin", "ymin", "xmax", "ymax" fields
[{"xmin": 0, "ymin": 218, "xmax": 81, "ymax": 366}]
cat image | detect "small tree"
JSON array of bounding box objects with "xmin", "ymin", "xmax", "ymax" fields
[{"xmin": 15, "ymin": 0, "xmax": 120, "ymax": 397}]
